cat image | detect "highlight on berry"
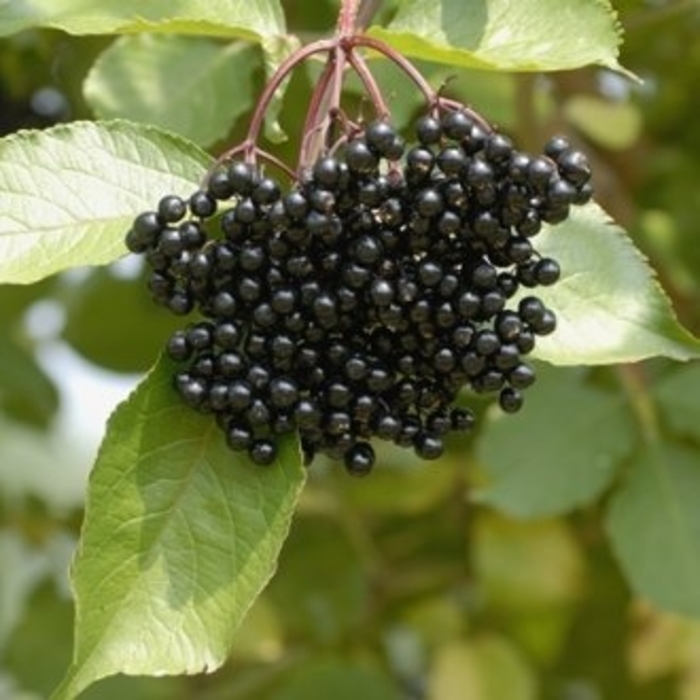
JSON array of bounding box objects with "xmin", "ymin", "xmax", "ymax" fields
[{"xmin": 125, "ymin": 31, "xmax": 593, "ymax": 476}]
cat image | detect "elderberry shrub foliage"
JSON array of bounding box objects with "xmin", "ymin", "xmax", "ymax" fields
[{"xmin": 2, "ymin": 1, "xmax": 700, "ymax": 698}]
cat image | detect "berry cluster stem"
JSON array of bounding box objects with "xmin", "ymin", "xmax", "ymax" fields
[
  {"xmin": 337, "ymin": 0, "xmax": 362, "ymax": 37},
  {"xmin": 213, "ymin": 0, "xmax": 494, "ymax": 179}
]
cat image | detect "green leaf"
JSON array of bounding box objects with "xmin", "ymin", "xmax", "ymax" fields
[
  {"xmin": 529, "ymin": 203, "xmax": 700, "ymax": 365},
  {"xmin": 325, "ymin": 441, "xmax": 457, "ymax": 516},
  {"xmin": 428, "ymin": 636, "xmax": 538, "ymax": 700},
  {"xmin": 0, "ymin": 120, "xmax": 211, "ymax": 285},
  {"xmin": 564, "ymin": 95, "xmax": 643, "ymax": 151},
  {"xmin": 265, "ymin": 516, "xmax": 367, "ymax": 645},
  {"xmin": 83, "ymin": 36, "xmax": 258, "ymax": 149},
  {"xmin": 269, "ymin": 657, "xmax": 400, "ymax": 700},
  {"xmin": 0, "ymin": 332, "xmax": 59, "ymax": 427},
  {"xmin": 261, "ymin": 33, "xmax": 302, "ymax": 144},
  {"xmin": 61, "ymin": 268, "xmax": 186, "ymax": 374},
  {"xmin": 475, "ymin": 367, "xmax": 637, "ymax": 518},
  {"xmin": 0, "ymin": 530, "xmax": 50, "ymax": 653},
  {"xmin": 0, "ymin": 1, "xmax": 285, "ymax": 40},
  {"xmin": 52, "ymin": 357, "xmax": 306, "ymax": 700},
  {"xmin": 472, "ymin": 513, "xmax": 584, "ymax": 612},
  {"xmin": 605, "ymin": 443, "xmax": 700, "ymax": 616},
  {"xmin": 654, "ymin": 364, "xmax": 700, "ymax": 442},
  {"xmin": 368, "ymin": 0, "xmax": 627, "ymax": 74}
]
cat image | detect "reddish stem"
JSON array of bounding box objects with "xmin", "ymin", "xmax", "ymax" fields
[
  {"xmin": 346, "ymin": 49, "xmax": 390, "ymax": 120},
  {"xmin": 298, "ymin": 51, "xmax": 339, "ymax": 172},
  {"xmin": 337, "ymin": 0, "xmax": 361, "ymax": 36},
  {"xmin": 216, "ymin": 37, "xmax": 338, "ymax": 165},
  {"xmin": 347, "ymin": 35, "xmax": 437, "ymax": 100},
  {"xmin": 347, "ymin": 35, "xmax": 493, "ymax": 133}
]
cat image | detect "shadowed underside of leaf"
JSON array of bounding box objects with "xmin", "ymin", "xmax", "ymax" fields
[
  {"xmin": 530, "ymin": 203, "xmax": 700, "ymax": 365},
  {"xmin": 52, "ymin": 357, "xmax": 306, "ymax": 700},
  {"xmin": 0, "ymin": 120, "xmax": 211, "ymax": 284},
  {"xmin": 368, "ymin": 0, "xmax": 626, "ymax": 74}
]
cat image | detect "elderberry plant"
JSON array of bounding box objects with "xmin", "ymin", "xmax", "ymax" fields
[
  {"xmin": 2, "ymin": 1, "xmax": 700, "ymax": 698},
  {"xmin": 125, "ymin": 34, "xmax": 592, "ymax": 474}
]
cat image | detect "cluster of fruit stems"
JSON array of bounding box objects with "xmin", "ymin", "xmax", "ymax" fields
[{"xmin": 215, "ymin": 0, "xmax": 492, "ymax": 181}]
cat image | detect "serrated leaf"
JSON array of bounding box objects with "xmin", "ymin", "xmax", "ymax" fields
[
  {"xmin": 529, "ymin": 202, "xmax": 700, "ymax": 365},
  {"xmin": 475, "ymin": 367, "xmax": 636, "ymax": 518},
  {"xmin": 654, "ymin": 364, "xmax": 700, "ymax": 442},
  {"xmin": 0, "ymin": 1, "xmax": 285, "ymax": 40},
  {"xmin": 84, "ymin": 36, "xmax": 258, "ymax": 149},
  {"xmin": 368, "ymin": 0, "xmax": 627, "ymax": 74},
  {"xmin": 0, "ymin": 120, "xmax": 211, "ymax": 285},
  {"xmin": 605, "ymin": 443, "xmax": 700, "ymax": 616},
  {"xmin": 52, "ymin": 357, "xmax": 306, "ymax": 700}
]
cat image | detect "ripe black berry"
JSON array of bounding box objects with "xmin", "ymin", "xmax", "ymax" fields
[
  {"xmin": 344, "ymin": 442, "xmax": 375, "ymax": 476},
  {"xmin": 249, "ymin": 438, "xmax": 278, "ymax": 465}
]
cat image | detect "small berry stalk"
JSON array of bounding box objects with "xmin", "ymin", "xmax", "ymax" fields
[{"xmin": 125, "ymin": 1, "xmax": 592, "ymax": 474}]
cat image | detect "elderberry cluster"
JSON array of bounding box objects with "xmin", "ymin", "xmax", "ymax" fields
[{"xmin": 125, "ymin": 111, "xmax": 592, "ymax": 474}]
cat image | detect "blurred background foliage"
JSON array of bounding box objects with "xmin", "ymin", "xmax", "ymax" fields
[{"xmin": 2, "ymin": 0, "xmax": 700, "ymax": 698}]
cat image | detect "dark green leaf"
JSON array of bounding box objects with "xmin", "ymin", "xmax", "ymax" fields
[
  {"xmin": 0, "ymin": 120, "xmax": 211, "ymax": 284},
  {"xmin": 529, "ymin": 203, "xmax": 700, "ymax": 365},
  {"xmin": 265, "ymin": 516, "xmax": 367, "ymax": 644},
  {"xmin": 476, "ymin": 367, "xmax": 637, "ymax": 518},
  {"xmin": 0, "ymin": 1, "xmax": 286, "ymax": 40},
  {"xmin": 83, "ymin": 36, "xmax": 258, "ymax": 149},
  {"xmin": 368, "ymin": 0, "xmax": 627, "ymax": 74},
  {"xmin": 61, "ymin": 269, "xmax": 186, "ymax": 373},
  {"xmin": 53, "ymin": 357, "xmax": 306, "ymax": 699},
  {"xmin": 0, "ymin": 332, "xmax": 59, "ymax": 427},
  {"xmin": 269, "ymin": 657, "xmax": 400, "ymax": 700},
  {"xmin": 606, "ymin": 443, "xmax": 700, "ymax": 616},
  {"xmin": 654, "ymin": 364, "xmax": 700, "ymax": 441}
]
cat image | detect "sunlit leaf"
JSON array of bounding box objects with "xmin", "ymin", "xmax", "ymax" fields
[
  {"xmin": 0, "ymin": 0, "xmax": 285, "ymax": 40},
  {"xmin": 84, "ymin": 36, "xmax": 258, "ymax": 149},
  {"xmin": 0, "ymin": 120, "xmax": 211, "ymax": 284},
  {"xmin": 606, "ymin": 443, "xmax": 700, "ymax": 617},
  {"xmin": 530, "ymin": 203, "xmax": 700, "ymax": 365},
  {"xmin": 476, "ymin": 367, "xmax": 637, "ymax": 517},
  {"xmin": 53, "ymin": 357, "xmax": 305, "ymax": 699},
  {"xmin": 368, "ymin": 0, "xmax": 627, "ymax": 74}
]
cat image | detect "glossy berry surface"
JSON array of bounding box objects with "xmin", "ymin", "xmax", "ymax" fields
[{"xmin": 126, "ymin": 108, "xmax": 591, "ymax": 474}]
